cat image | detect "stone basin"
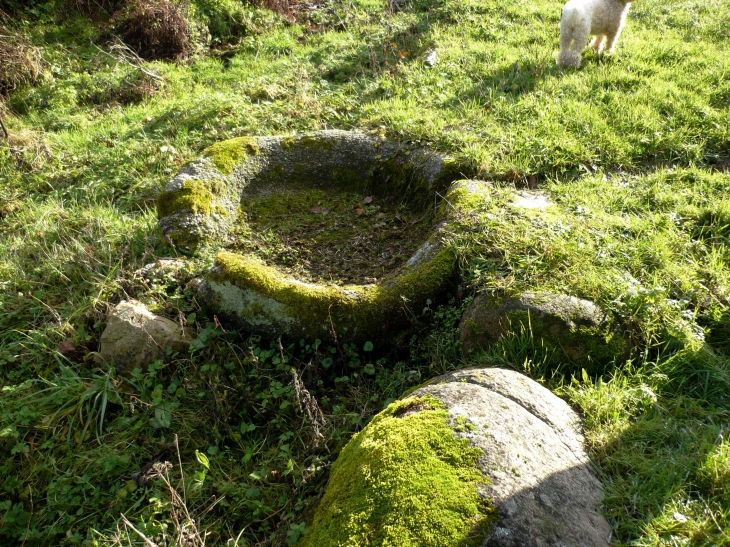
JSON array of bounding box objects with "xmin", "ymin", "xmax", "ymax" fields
[{"xmin": 157, "ymin": 130, "xmax": 488, "ymax": 343}]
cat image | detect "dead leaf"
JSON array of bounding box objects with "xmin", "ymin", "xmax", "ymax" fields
[
  {"xmin": 309, "ymin": 207, "xmax": 322, "ymax": 214},
  {"xmin": 363, "ymin": 196, "xmax": 373, "ymax": 204},
  {"xmin": 355, "ymin": 207, "xmax": 365, "ymax": 215},
  {"xmin": 321, "ymin": 208, "xmax": 330, "ymax": 216},
  {"xmin": 58, "ymin": 339, "xmax": 76, "ymax": 355}
]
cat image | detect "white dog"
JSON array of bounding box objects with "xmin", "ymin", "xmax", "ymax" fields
[{"xmin": 557, "ymin": 0, "xmax": 635, "ymax": 68}]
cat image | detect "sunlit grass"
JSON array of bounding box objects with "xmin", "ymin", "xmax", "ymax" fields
[{"xmin": 0, "ymin": 0, "xmax": 729, "ymax": 545}]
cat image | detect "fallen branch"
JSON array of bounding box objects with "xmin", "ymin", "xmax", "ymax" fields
[{"xmin": 93, "ymin": 39, "xmax": 164, "ymax": 82}]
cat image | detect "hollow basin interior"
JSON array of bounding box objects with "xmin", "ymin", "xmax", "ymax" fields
[{"xmin": 226, "ymin": 183, "xmax": 436, "ymax": 286}]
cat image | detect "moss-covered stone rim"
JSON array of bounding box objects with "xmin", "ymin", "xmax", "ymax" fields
[
  {"xmin": 208, "ymin": 239, "xmax": 455, "ymax": 310},
  {"xmin": 157, "ymin": 130, "xmax": 475, "ymax": 252},
  {"xmin": 209, "ymin": 177, "xmax": 488, "ymax": 289}
]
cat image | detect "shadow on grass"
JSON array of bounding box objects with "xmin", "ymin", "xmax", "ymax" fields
[
  {"xmin": 480, "ymin": 57, "xmax": 559, "ymax": 96},
  {"xmin": 306, "ymin": 0, "xmax": 456, "ymax": 83}
]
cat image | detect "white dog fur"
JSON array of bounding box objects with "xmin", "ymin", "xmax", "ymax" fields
[{"xmin": 557, "ymin": 0, "xmax": 635, "ymax": 68}]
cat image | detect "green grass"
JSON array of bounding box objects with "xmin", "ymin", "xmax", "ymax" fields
[{"xmin": 0, "ymin": 0, "xmax": 729, "ymax": 545}]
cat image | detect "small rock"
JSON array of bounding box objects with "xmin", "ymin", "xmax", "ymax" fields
[
  {"xmin": 511, "ymin": 191, "xmax": 552, "ymax": 210},
  {"xmin": 134, "ymin": 259, "xmax": 190, "ymax": 283},
  {"xmin": 95, "ymin": 300, "xmax": 193, "ymax": 371},
  {"xmin": 423, "ymin": 49, "xmax": 438, "ymax": 67},
  {"xmin": 57, "ymin": 338, "xmax": 77, "ymax": 356},
  {"xmin": 460, "ymin": 292, "xmax": 627, "ymax": 373}
]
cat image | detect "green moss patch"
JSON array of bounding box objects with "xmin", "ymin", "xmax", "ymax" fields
[
  {"xmin": 228, "ymin": 188, "xmax": 434, "ymax": 285},
  {"xmin": 211, "ymin": 251, "xmax": 371, "ymax": 310},
  {"xmin": 299, "ymin": 134, "xmax": 336, "ymax": 150},
  {"xmin": 203, "ymin": 136, "xmax": 260, "ymax": 175},
  {"xmin": 157, "ymin": 179, "xmax": 223, "ymax": 217},
  {"xmin": 301, "ymin": 396, "xmax": 493, "ymax": 547}
]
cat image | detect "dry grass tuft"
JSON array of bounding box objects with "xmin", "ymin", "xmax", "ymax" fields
[
  {"xmin": 259, "ymin": 0, "xmax": 296, "ymax": 20},
  {"xmin": 291, "ymin": 367, "xmax": 328, "ymax": 448},
  {"xmin": 116, "ymin": 0, "xmax": 192, "ymax": 61},
  {"xmin": 0, "ymin": 26, "xmax": 44, "ymax": 96},
  {"xmin": 5, "ymin": 125, "xmax": 52, "ymax": 171}
]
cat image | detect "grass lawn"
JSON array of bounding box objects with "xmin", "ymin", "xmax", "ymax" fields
[{"xmin": 0, "ymin": 0, "xmax": 729, "ymax": 545}]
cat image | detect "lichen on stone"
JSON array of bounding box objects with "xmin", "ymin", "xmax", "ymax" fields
[
  {"xmin": 300, "ymin": 395, "xmax": 494, "ymax": 547},
  {"xmin": 202, "ymin": 136, "xmax": 260, "ymax": 175},
  {"xmin": 280, "ymin": 136, "xmax": 296, "ymax": 149}
]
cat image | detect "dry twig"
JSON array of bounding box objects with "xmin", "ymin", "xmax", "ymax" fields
[
  {"xmin": 121, "ymin": 513, "xmax": 159, "ymax": 547},
  {"xmin": 290, "ymin": 368, "xmax": 328, "ymax": 448},
  {"xmin": 94, "ymin": 39, "xmax": 164, "ymax": 81}
]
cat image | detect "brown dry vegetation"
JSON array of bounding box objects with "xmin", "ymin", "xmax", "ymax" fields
[
  {"xmin": 4, "ymin": 125, "xmax": 52, "ymax": 172},
  {"xmin": 0, "ymin": 26, "xmax": 44, "ymax": 96},
  {"xmin": 116, "ymin": 0, "xmax": 191, "ymax": 60},
  {"xmin": 67, "ymin": 0, "xmax": 126, "ymax": 17},
  {"xmin": 256, "ymin": 0, "xmax": 297, "ymax": 21},
  {"xmin": 84, "ymin": 69, "xmax": 163, "ymax": 106}
]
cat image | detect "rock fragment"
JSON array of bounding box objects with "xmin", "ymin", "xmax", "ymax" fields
[{"xmin": 95, "ymin": 300, "xmax": 193, "ymax": 370}]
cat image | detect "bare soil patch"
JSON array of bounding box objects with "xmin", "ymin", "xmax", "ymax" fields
[{"xmin": 229, "ymin": 188, "xmax": 434, "ymax": 285}]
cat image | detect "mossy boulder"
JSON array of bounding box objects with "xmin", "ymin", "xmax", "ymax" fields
[
  {"xmin": 157, "ymin": 165, "xmax": 237, "ymax": 250},
  {"xmin": 303, "ymin": 368, "xmax": 612, "ymax": 547},
  {"xmin": 459, "ymin": 292, "xmax": 628, "ymax": 374},
  {"xmin": 199, "ymin": 179, "xmax": 490, "ymax": 344},
  {"xmin": 301, "ymin": 395, "xmax": 494, "ymax": 547}
]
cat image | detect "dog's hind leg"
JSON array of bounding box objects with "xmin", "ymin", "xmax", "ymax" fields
[
  {"xmin": 590, "ymin": 35, "xmax": 606, "ymax": 52},
  {"xmin": 604, "ymin": 31, "xmax": 622, "ymax": 52},
  {"xmin": 605, "ymin": 18, "xmax": 628, "ymax": 52}
]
